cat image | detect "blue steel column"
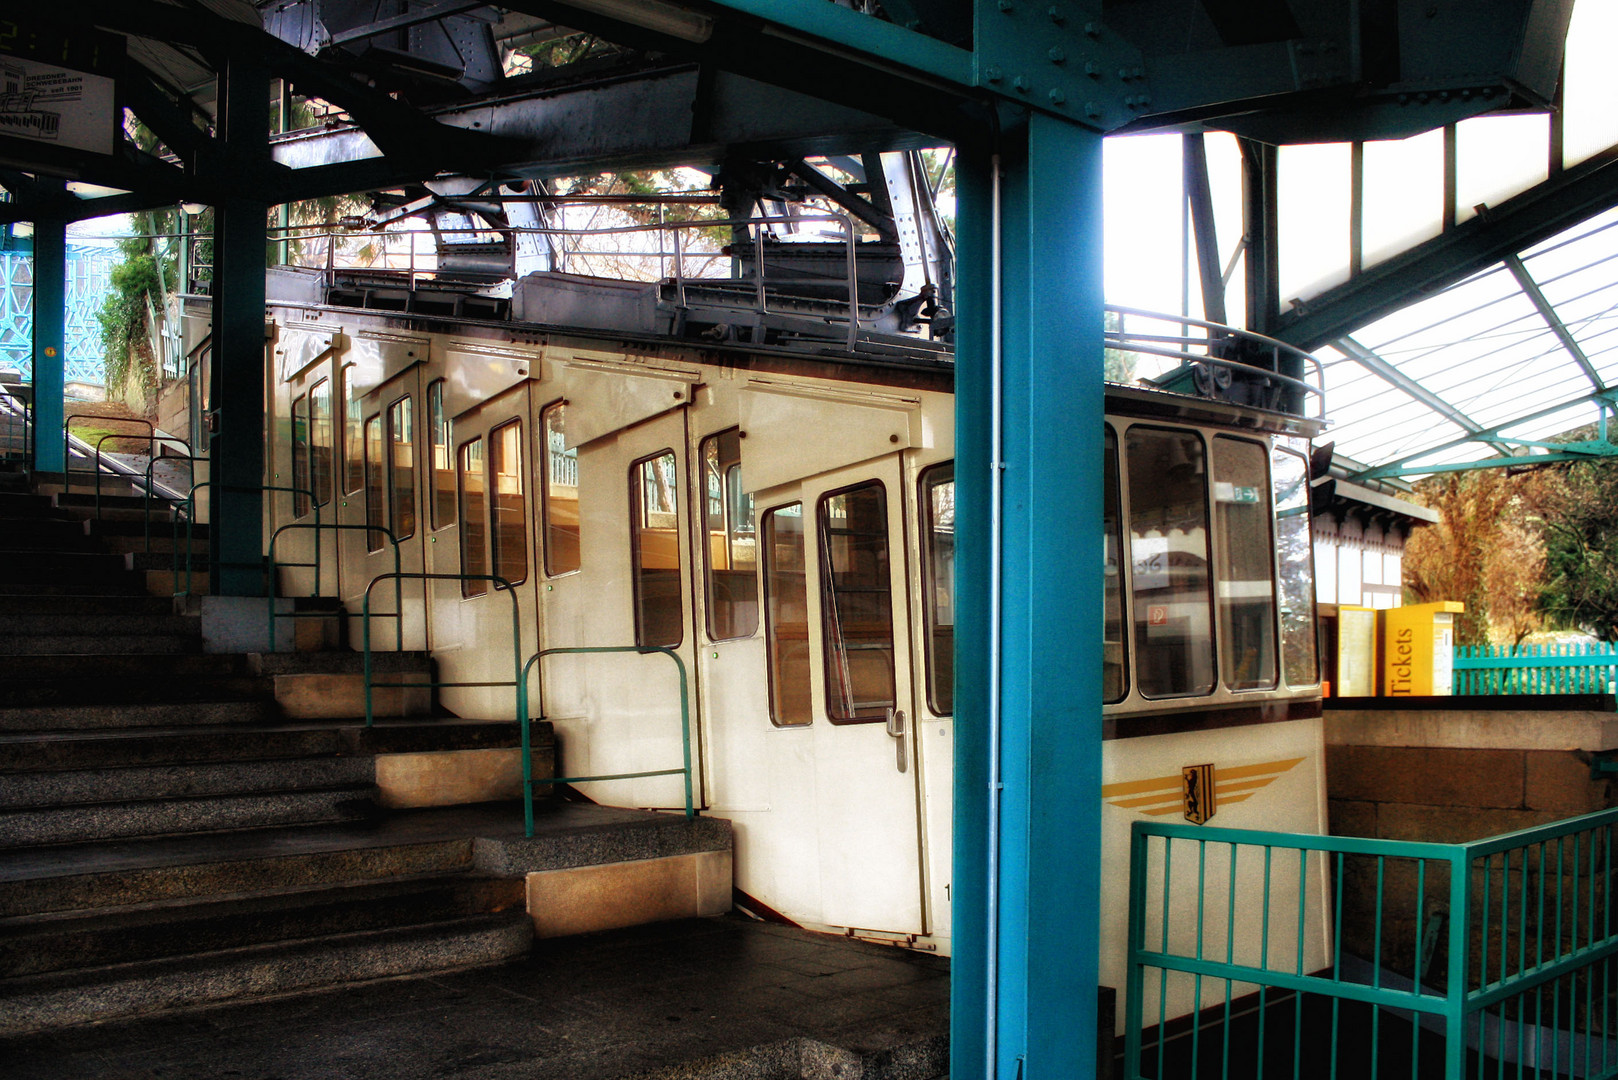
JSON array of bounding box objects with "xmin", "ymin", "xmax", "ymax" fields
[
  {"xmin": 31, "ymin": 188, "xmax": 66, "ymax": 477},
  {"xmin": 209, "ymin": 54, "xmax": 271, "ymax": 596},
  {"xmin": 952, "ymin": 112, "xmax": 1106, "ymax": 1079}
]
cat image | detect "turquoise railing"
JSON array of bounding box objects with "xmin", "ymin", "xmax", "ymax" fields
[
  {"xmin": 522, "ymin": 645, "xmax": 695, "ymax": 821},
  {"xmin": 1126, "ymin": 810, "xmax": 1618, "ymax": 1080},
  {"xmin": 141, "ymin": 449, "xmax": 201, "ymax": 552},
  {"xmin": 1454, "ymin": 643, "xmax": 1618, "ymax": 696},
  {"xmin": 266, "ymin": 522, "xmax": 399, "ymax": 650},
  {"xmin": 173, "ymin": 481, "xmax": 315, "ymax": 596},
  {"xmin": 359, "ymin": 572, "xmax": 534, "ymax": 837},
  {"xmin": 63, "ymin": 414, "xmax": 152, "ymax": 494}
]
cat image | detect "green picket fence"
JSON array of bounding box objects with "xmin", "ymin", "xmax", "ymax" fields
[{"xmin": 1453, "ymin": 643, "xmax": 1618, "ymax": 696}]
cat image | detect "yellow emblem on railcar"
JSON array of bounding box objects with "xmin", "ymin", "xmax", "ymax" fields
[
  {"xmin": 1101, "ymin": 758, "xmax": 1305, "ymax": 819},
  {"xmin": 1181, "ymin": 763, "xmax": 1216, "ymax": 824}
]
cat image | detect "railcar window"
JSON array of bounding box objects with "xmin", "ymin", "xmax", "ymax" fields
[
  {"xmin": 819, "ymin": 481, "xmax": 896, "ymax": 723},
  {"xmin": 763, "ymin": 504, "xmax": 811, "ymax": 727},
  {"xmin": 1272, "ymin": 446, "xmax": 1321, "ymax": 687},
  {"xmin": 489, "ymin": 419, "xmax": 527, "ymax": 587},
  {"xmin": 1103, "ymin": 430, "xmax": 1127, "ymax": 703},
  {"xmin": 310, "ymin": 378, "xmax": 332, "ymax": 508},
  {"xmin": 428, "ymin": 380, "xmax": 455, "ymax": 530},
  {"xmin": 1126, "ymin": 427, "xmax": 1215, "ymax": 697},
  {"xmin": 701, "ymin": 429, "xmax": 758, "ymax": 641},
  {"xmin": 540, "ymin": 402, "xmax": 580, "ymax": 576},
  {"xmin": 920, "ymin": 463, "xmax": 955, "ymax": 715},
  {"xmin": 343, "ymin": 364, "xmax": 362, "ymax": 495},
  {"xmin": 364, "ymin": 414, "xmax": 384, "ymax": 553},
  {"xmin": 631, "ymin": 450, "xmax": 682, "ymax": 647},
  {"xmin": 291, "ymin": 393, "xmax": 310, "ymax": 518},
  {"xmin": 387, "ymin": 396, "xmax": 416, "ymax": 542},
  {"xmin": 1212, "ymin": 436, "xmax": 1279, "ymax": 691},
  {"xmin": 459, "ymin": 437, "xmax": 487, "ymax": 597}
]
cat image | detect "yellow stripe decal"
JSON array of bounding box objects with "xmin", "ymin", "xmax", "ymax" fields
[{"xmin": 1103, "ymin": 758, "xmax": 1306, "ymax": 817}]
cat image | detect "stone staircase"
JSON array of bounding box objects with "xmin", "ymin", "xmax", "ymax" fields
[{"xmin": 0, "ymin": 483, "xmax": 541, "ymax": 1034}]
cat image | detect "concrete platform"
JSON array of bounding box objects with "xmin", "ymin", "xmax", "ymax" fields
[{"xmin": 1, "ymin": 916, "xmax": 951, "ymax": 1080}]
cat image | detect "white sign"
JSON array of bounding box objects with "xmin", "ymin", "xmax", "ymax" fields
[{"xmin": 0, "ymin": 56, "xmax": 115, "ymax": 156}]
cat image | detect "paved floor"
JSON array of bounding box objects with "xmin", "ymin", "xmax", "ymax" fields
[{"xmin": 2, "ymin": 917, "xmax": 950, "ymax": 1080}]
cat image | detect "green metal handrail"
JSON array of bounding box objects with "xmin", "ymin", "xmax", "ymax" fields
[
  {"xmin": 173, "ymin": 481, "xmax": 316, "ymax": 596},
  {"xmin": 141, "ymin": 449, "xmax": 201, "ymax": 552},
  {"xmin": 360, "ymin": 573, "xmax": 531, "ymax": 835},
  {"xmin": 1124, "ymin": 807, "xmax": 1618, "ymax": 1080},
  {"xmin": 266, "ymin": 522, "xmax": 400, "ymax": 651},
  {"xmin": 63, "ymin": 414, "xmax": 151, "ymax": 494},
  {"xmin": 522, "ymin": 645, "xmax": 696, "ymax": 823}
]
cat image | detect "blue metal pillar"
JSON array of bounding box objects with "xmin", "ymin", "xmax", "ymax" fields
[
  {"xmin": 952, "ymin": 111, "xmax": 1106, "ymax": 1080},
  {"xmin": 208, "ymin": 53, "xmax": 271, "ymax": 596},
  {"xmin": 32, "ymin": 187, "xmax": 66, "ymax": 477}
]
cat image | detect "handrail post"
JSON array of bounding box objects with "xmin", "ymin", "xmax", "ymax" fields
[{"xmin": 1445, "ymin": 845, "xmax": 1472, "ymax": 1080}]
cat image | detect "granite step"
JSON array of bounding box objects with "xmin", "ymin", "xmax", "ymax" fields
[
  {"xmin": 0, "ymin": 755, "xmax": 377, "ymax": 810},
  {"xmin": 0, "ymin": 718, "xmax": 548, "ymax": 771},
  {"xmin": 0, "ymin": 593, "xmax": 177, "ymax": 616},
  {"xmin": 0, "ymin": 699, "xmax": 282, "ymax": 733},
  {"xmin": 0, "ymin": 611, "xmax": 201, "ymax": 637},
  {"xmin": 0, "ymin": 633, "xmax": 202, "ymax": 656},
  {"xmin": 0, "ymin": 910, "xmax": 533, "ymax": 1037},
  {"xmin": 0, "ymin": 825, "xmax": 481, "ymax": 918},
  {"xmin": 0, "ymin": 872, "xmax": 526, "ymax": 978},
  {"xmin": 0, "ymin": 784, "xmax": 379, "ymax": 848}
]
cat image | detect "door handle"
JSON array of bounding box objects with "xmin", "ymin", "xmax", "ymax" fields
[{"xmin": 885, "ymin": 707, "xmax": 908, "ymax": 774}]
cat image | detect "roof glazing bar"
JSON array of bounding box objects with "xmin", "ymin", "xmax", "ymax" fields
[
  {"xmin": 1504, "ymin": 252, "xmax": 1607, "ymax": 391},
  {"xmin": 1332, "ymin": 334, "xmax": 1511, "ymax": 454}
]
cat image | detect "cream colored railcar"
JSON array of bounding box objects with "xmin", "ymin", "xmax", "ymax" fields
[{"xmin": 266, "ymin": 304, "xmax": 1330, "ymax": 1017}]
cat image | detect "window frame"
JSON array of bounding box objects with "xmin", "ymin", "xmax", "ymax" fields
[
  {"xmin": 310, "ymin": 377, "xmax": 333, "ymax": 508},
  {"xmin": 629, "ymin": 447, "xmax": 684, "ymax": 649},
  {"xmin": 1124, "ymin": 424, "xmax": 1218, "ymax": 700},
  {"xmin": 1211, "ymin": 433, "xmax": 1280, "ymax": 693},
  {"xmin": 817, "ymin": 478, "xmax": 897, "ymax": 725},
  {"xmin": 699, "ymin": 427, "xmax": 758, "ymax": 643},
  {"xmin": 386, "ymin": 394, "xmax": 416, "ymax": 543},
  {"xmin": 458, "ymin": 434, "xmax": 488, "ymax": 598},
  {"xmin": 539, "ymin": 399, "xmax": 580, "ymax": 578},
  {"xmin": 290, "ymin": 391, "xmax": 310, "ymax": 518},
  {"xmin": 428, "ymin": 379, "xmax": 455, "ymax": 531},
  {"xmin": 488, "ymin": 417, "xmax": 528, "ymax": 588},
  {"xmin": 363, "ymin": 413, "xmax": 384, "ymax": 552},
  {"xmin": 761, "ymin": 501, "xmax": 811, "ymax": 728},
  {"xmin": 918, "ymin": 461, "xmax": 954, "ymax": 717},
  {"xmin": 342, "ymin": 363, "xmax": 363, "ymax": 495}
]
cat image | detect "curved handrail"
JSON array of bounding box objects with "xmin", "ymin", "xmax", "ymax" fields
[
  {"xmin": 522, "ymin": 645, "xmax": 695, "ymax": 823},
  {"xmin": 142, "ymin": 451, "xmax": 203, "ymax": 552},
  {"xmin": 90, "ymin": 431, "xmax": 194, "ymax": 521},
  {"xmin": 64, "ymin": 415, "xmax": 151, "ymax": 489},
  {"xmin": 173, "ymin": 481, "xmax": 316, "ymax": 596},
  {"xmin": 360, "ymin": 572, "xmax": 527, "ymax": 814},
  {"xmin": 63, "ymin": 415, "xmax": 153, "ymax": 496},
  {"xmin": 1106, "ymin": 304, "xmax": 1327, "ymax": 418},
  {"xmin": 267, "ymin": 522, "xmax": 400, "ymax": 651}
]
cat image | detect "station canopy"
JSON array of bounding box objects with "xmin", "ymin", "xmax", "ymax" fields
[{"xmin": 1105, "ymin": 1, "xmax": 1618, "ymax": 485}]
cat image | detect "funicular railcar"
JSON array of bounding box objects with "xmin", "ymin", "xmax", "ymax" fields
[{"xmin": 229, "ymin": 153, "xmax": 1333, "ymax": 1029}]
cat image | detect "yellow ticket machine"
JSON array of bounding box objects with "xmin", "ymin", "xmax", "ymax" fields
[{"xmin": 1381, "ymin": 601, "xmax": 1465, "ymax": 696}]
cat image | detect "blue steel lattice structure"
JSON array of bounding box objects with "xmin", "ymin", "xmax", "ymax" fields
[{"xmin": 0, "ymin": 244, "xmax": 117, "ymax": 385}]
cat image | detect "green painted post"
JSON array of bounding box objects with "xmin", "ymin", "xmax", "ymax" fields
[
  {"xmin": 31, "ymin": 194, "xmax": 65, "ymax": 477},
  {"xmin": 208, "ymin": 53, "xmax": 271, "ymax": 596},
  {"xmin": 952, "ymin": 112, "xmax": 1106, "ymax": 1080}
]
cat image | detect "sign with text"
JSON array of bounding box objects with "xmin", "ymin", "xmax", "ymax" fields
[{"xmin": 0, "ymin": 55, "xmax": 115, "ymax": 156}]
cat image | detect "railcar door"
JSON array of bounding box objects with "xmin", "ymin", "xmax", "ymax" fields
[
  {"xmin": 346, "ymin": 371, "xmax": 427, "ymax": 651},
  {"xmin": 536, "ymin": 380, "xmax": 698, "ymax": 812},
  {"xmin": 793, "ymin": 455, "xmax": 925, "ymax": 935}
]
